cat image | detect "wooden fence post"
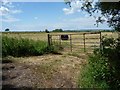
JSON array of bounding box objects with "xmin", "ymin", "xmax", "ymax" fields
[
  {"xmin": 70, "ymin": 34, "xmax": 72, "ymax": 52},
  {"xmin": 59, "ymin": 35, "xmax": 61, "ymax": 46},
  {"xmin": 83, "ymin": 33, "xmax": 86, "ymax": 52},
  {"xmin": 48, "ymin": 34, "xmax": 51, "ymax": 46},
  {"xmin": 100, "ymin": 32, "xmax": 102, "ymax": 52}
]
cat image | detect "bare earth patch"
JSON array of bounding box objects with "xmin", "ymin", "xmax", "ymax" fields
[{"xmin": 2, "ymin": 53, "xmax": 87, "ymax": 88}]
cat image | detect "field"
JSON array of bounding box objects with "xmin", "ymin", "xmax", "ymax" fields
[
  {"xmin": 2, "ymin": 32, "xmax": 118, "ymax": 41},
  {"xmin": 2, "ymin": 31, "xmax": 118, "ymax": 88},
  {"xmin": 2, "ymin": 31, "xmax": 118, "ymax": 52}
]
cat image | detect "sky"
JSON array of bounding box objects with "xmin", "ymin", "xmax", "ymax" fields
[{"xmin": 1, "ymin": 1, "xmax": 111, "ymax": 31}]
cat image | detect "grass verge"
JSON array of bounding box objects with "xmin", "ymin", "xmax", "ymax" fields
[
  {"xmin": 2, "ymin": 36, "xmax": 58, "ymax": 57},
  {"xmin": 78, "ymin": 54, "xmax": 109, "ymax": 88}
]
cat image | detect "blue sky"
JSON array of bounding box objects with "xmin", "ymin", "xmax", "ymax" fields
[{"xmin": 1, "ymin": 1, "xmax": 111, "ymax": 31}]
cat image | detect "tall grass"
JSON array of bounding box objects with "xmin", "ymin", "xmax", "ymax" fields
[{"xmin": 2, "ymin": 36, "xmax": 56, "ymax": 57}]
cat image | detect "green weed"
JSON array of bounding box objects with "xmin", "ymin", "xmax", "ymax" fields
[{"xmin": 2, "ymin": 36, "xmax": 56, "ymax": 57}]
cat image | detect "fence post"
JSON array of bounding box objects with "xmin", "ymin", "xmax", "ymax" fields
[
  {"xmin": 59, "ymin": 35, "xmax": 61, "ymax": 46},
  {"xmin": 83, "ymin": 33, "xmax": 86, "ymax": 52},
  {"xmin": 100, "ymin": 32, "xmax": 102, "ymax": 52},
  {"xmin": 48, "ymin": 34, "xmax": 51, "ymax": 46},
  {"xmin": 70, "ymin": 34, "xmax": 72, "ymax": 52}
]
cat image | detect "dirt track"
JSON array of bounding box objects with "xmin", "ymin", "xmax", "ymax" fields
[{"xmin": 2, "ymin": 53, "xmax": 87, "ymax": 88}]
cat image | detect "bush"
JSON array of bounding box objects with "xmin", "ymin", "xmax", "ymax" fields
[
  {"xmin": 2, "ymin": 36, "xmax": 56, "ymax": 57},
  {"xmin": 101, "ymin": 37, "xmax": 120, "ymax": 88},
  {"xmin": 79, "ymin": 36, "xmax": 120, "ymax": 88}
]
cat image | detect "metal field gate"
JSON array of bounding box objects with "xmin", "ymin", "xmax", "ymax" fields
[{"xmin": 48, "ymin": 32, "xmax": 102, "ymax": 52}]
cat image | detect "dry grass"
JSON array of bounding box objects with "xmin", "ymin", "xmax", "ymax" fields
[
  {"xmin": 2, "ymin": 53, "xmax": 87, "ymax": 88},
  {"xmin": 2, "ymin": 32, "xmax": 118, "ymax": 41}
]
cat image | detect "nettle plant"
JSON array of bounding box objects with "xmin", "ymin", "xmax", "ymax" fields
[
  {"xmin": 93, "ymin": 36, "xmax": 120, "ymax": 88},
  {"xmin": 101, "ymin": 36, "xmax": 120, "ymax": 57}
]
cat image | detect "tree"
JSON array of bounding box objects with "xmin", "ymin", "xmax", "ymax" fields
[
  {"xmin": 52, "ymin": 29, "xmax": 63, "ymax": 32},
  {"xmin": 65, "ymin": 0, "xmax": 120, "ymax": 32},
  {"xmin": 91, "ymin": 2, "xmax": 120, "ymax": 31},
  {"xmin": 5, "ymin": 28, "xmax": 10, "ymax": 32},
  {"xmin": 45, "ymin": 29, "xmax": 49, "ymax": 33}
]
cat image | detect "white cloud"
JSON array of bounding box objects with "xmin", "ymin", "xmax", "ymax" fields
[
  {"xmin": 63, "ymin": 8, "xmax": 74, "ymax": 15},
  {"xmin": 1, "ymin": 0, "xmax": 22, "ymax": 23},
  {"xmin": 1, "ymin": 0, "xmax": 118, "ymax": 2},
  {"xmin": 0, "ymin": 6, "xmax": 9, "ymax": 15},
  {"xmin": 1, "ymin": 15, "xmax": 20, "ymax": 22},
  {"xmin": 62, "ymin": 0, "xmax": 101, "ymax": 15},
  {"xmin": 5, "ymin": 16, "xmax": 110, "ymax": 31},
  {"xmin": 51, "ymin": 16, "xmax": 110, "ymax": 30},
  {"xmin": 7, "ymin": 24, "xmax": 44, "ymax": 31},
  {"xmin": 63, "ymin": 0, "xmax": 82, "ymax": 15},
  {"xmin": 3, "ymin": 17, "xmax": 110, "ymax": 31},
  {"xmin": 1, "ymin": 0, "xmax": 10, "ymax": 5},
  {"xmin": 34, "ymin": 17, "xmax": 38, "ymax": 20},
  {"xmin": 56, "ymin": 17, "xmax": 93, "ymax": 29},
  {"xmin": 10, "ymin": 0, "xmax": 64, "ymax": 2},
  {"xmin": 11, "ymin": 10, "xmax": 22, "ymax": 14},
  {"xmin": 0, "ymin": 6, "xmax": 22, "ymax": 15},
  {"xmin": 31, "ymin": 16, "xmax": 110, "ymax": 30},
  {"xmin": 69, "ymin": 17, "xmax": 95, "ymax": 23},
  {"xmin": 100, "ymin": 0, "xmax": 120, "ymax": 2}
]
